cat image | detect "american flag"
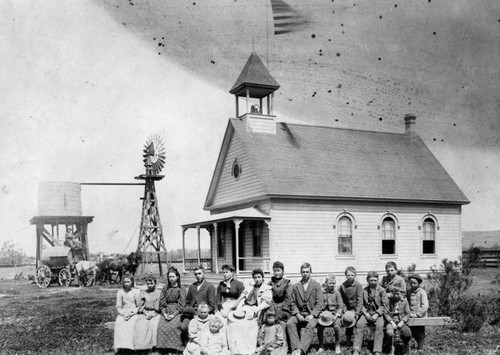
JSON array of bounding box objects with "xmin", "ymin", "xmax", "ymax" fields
[{"xmin": 270, "ymin": 0, "xmax": 307, "ymax": 35}]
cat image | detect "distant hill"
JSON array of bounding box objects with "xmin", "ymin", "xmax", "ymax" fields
[{"xmin": 462, "ymin": 230, "xmax": 500, "ymax": 250}]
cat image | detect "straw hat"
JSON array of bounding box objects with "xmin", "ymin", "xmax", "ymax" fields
[
  {"xmin": 318, "ymin": 311, "xmax": 335, "ymax": 326},
  {"xmin": 227, "ymin": 309, "xmax": 246, "ymax": 322},
  {"xmin": 341, "ymin": 310, "xmax": 356, "ymax": 328}
]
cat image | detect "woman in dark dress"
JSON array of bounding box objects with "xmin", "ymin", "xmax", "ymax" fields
[{"xmin": 156, "ymin": 266, "xmax": 186, "ymax": 352}]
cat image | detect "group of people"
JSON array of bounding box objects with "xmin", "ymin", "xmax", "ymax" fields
[{"xmin": 113, "ymin": 261, "xmax": 429, "ymax": 355}]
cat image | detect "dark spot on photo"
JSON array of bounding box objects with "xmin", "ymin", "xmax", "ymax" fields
[
  {"xmin": 328, "ymin": 90, "xmax": 332, "ymax": 93},
  {"xmin": 336, "ymin": 52, "xmax": 341, "ymax": 57},
  {"xmin": 311, "ymin": 34, "xmax": 316, "ymax": 38},
  {"xmin": 379, "ymin": 15, "xmax": 383, "ymax": 19},
  {"xmin": 379, "ymin": 117, "xmax": 383, "ymax": 121}
]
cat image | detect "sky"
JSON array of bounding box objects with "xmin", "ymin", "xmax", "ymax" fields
[{"xmin": 0, "ymin": 0, "xmax": 499, "ymax": 257}]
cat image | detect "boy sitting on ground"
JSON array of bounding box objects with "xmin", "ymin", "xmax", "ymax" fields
[{"xmin": 256, "ymin": 309, "xmax": 286, "ymax": 355}]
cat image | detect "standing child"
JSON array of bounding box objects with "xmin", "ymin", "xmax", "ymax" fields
[
  {"xmin": 256, "ymin": 309, "xmax": 286, "ymax": 355},
  {"xmin": 339, "ymin": 266, "xmax": 363, "ymax": 346},
  {"xmin": 200, "ymin": 317, "xmax": 230, "ymax": 355},
  {"xmin": 114, "ymin": 273, "xmax": 141, "ymax": 353},
  {"xmin": 407, "ymin": 274, "xmax": 429, "ymax": 351},
  {"xmin": 184, "ymin": 303, "xmax": 213, "ymax": 355},
  {"xmin": 317, "ymin": 275, "xmax": 344, "ymax": 354},
  {"xmin": 380, "ymin": 262, "xmax": 407, "ymax": 299},
  {"xmin": 384, "ymin": 289, "xmax": 412, "ymax": 355}
]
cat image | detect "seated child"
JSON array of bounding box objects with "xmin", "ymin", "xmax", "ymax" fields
[
  {"xmin": 317, "ymin": 275, "xmax": 344, "ymax": 354},
  {"xmin": 407, "ymin": 274, "xmax": 429, "ymax": 350},
  {"xmin": 184, "ymin": 303, "xmax": 213, "ymax": 355},
  {"xmin": 256, "ymin": 309, "xmax": 286, "ymax": 355},
  {"xmin": 339, "ymin": 266, "xmax": 364, "ymax": 345},
  {"xmin": 200, "ymin": 317, "xmax": 230, "ymax": 355},
  {"xmin": 384, "ymin": 289, "xmax": 412, "ymax": 355}
]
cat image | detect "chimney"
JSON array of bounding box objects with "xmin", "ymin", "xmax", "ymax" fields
[{"xmin": 404, "ymin": 114, "xmax": 416, "ymax": 135}]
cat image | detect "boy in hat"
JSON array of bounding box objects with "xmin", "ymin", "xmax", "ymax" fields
[
  {"xmin": 256, "ymin": 308, "xmax": 286, "ymax": 355},
  {"xmin": 317, "ymin": 274, "xmax": 344, "ymax": 354},
  {"xmin": 384, "ymin": 289, "xmax": 412, "ymax": 355},
  {"xmin": 407, "ymin": 274, "xmax": 429, "ymax": 350},
  {"xmin": 339, "ymin": 266, "xmax": 363, "ymax": 346}
]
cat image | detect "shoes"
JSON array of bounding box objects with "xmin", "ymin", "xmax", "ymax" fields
[
  {"xmin": 291, "ymin": 349, "xmax": 302, "ymax": 355},
  {"xmin": 316, "ymin": 348, "xmax": 324, "ymax": 354},
  {"xmin": 334, "ymin": 344, "xmax": 341, "ymax": 354},
  {"xmin": 352, "ymin": 350, "xmax": 360, "ymax": 355}
]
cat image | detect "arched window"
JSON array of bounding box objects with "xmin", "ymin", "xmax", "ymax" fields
[
  {"xmin": 422, "ymin": 218, "xmax": 436, "ymax": 254},
  {"xmin": 338, "ymin": 216, "xmax": 353, "ymax": 255},
  {"xmin": 381, "ymin": 217, "xmax": 396, "ymax": 255}
]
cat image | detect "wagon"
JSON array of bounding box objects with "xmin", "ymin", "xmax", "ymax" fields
[{"xmin": 35, "ymin": 245, "xmax": 93, "ymax": 288}]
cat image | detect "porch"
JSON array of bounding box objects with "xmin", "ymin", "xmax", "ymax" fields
[{"xmin": 181, "ymin": 207, "xmax": 271, "ymax": 275}]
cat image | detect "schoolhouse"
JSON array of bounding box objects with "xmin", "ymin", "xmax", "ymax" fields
[{"xmin": 181, "ymin": 52, "xmax": 469, "ymax": 278}]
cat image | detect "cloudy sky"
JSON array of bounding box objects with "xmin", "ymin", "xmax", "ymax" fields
[{"xmin": 1, "ymin": 0, "xmax": 498, "ymax": 256}]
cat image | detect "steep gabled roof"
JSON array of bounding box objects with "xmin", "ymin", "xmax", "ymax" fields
[
  {"xmin": 205, "ymin": 119, "xmax": 469, "ymax": 209},
  {"xmin": 229, "ymin": 52, "xmax": 280, "ymax": 98}
]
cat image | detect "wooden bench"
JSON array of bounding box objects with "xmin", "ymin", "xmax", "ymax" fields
[{"xmin": 407, "ymin": 316, "xmax": 451, "ymax": 326}]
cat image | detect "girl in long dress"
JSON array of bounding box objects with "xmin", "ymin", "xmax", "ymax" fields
[
  {"xmin": 134, "ymin": 274, "xmax": 162, "ymax": 350},
  {"xmin": 156, "ymin": 266, "xmax": 186, "ymax": 352},
  {"xmin": 114, "ymin": 273, "xmax": 141, "ymax": 353}
]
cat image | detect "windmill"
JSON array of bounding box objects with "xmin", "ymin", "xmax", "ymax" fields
[{"xmin": 136, "ymin": 135, "xmax": 167, "ymax": 276}]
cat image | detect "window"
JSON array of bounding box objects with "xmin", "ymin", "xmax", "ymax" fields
[
  {"xmin": 217, "ymin": 223, "xmax": 226, "ymax": 258},
  {"xmin": 252, "ymin": 221, "xmax": 262, "ymax": 257},
  {"xmin": 338, "ymin": 216, "xmax": 353, "ymax": 255},
  {"xmin": 232, "ymin": 159, "xmax": 241, "ymax": 180},
  {"xmin": 381, "ymin": 217, "xmax": 396, "ymax": 254},
  {"xmin": 422, "ymin": 218, "xmax": 436, "ymax": 254}
]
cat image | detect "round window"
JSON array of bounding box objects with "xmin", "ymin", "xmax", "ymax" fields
[{"xmin": 232, "ymin": 159, "xmax": 241, "ymax": 180}]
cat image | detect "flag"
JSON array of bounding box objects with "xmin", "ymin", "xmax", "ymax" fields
[{"xmin": 270, "ymin": 0, "xmax": 307, "ymax": 35}]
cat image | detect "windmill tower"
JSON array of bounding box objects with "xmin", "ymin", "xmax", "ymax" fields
[{"xmin": 136, "ymin": 135, "xmax": 167, "ymax": 276}]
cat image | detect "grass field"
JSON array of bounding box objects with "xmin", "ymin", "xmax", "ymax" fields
[{"xmin": 0, "ymin": 268, "xmax": 499, "ymax": 354}]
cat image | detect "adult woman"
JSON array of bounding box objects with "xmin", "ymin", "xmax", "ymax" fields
[
  {"xmin": 216, "ymin": 264, "xmax": 244, "ymax": 318},
  {"xmin": 267, "ymin": 261, "xmax": 292, "ymax": 328},
  {"xmin": 227, "ymin": 268, "xmax": 272, "ymax": 354},
  {"xmin": 114, "ymin": 272, "xmax": 140, "ymax": 353},
  {"xmin": 156, "ymin": 266, "xmax": 186, "ymax": 352},
  {"xmin": 134, "ymin": 274, "xmax": 162, "ymax": 350}
]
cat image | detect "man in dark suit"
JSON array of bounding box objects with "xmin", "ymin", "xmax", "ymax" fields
[
  {"xmin": 180, "ymin": 265, "xmax": 216, "ymax": 342},
  {"xmin": 287, "ymin": 263, "xmax": 324, "ymax": 355}
]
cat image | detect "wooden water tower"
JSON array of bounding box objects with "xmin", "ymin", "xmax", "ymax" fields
[
  {"xmin": 30, "ymin": 182, "xmax": 94, "ymax": 268},
  {"xmin": 135, "ymin": 135, "xmax": 168, "ymax": 276}
]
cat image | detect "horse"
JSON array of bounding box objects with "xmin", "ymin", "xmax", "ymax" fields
[
  {"xmin": 74, "ymin": 260, "xmax": 99, "ymax": 287},
  {"xmin": 98, "ymin": 251, "xmax": 142, "ymax": 285}
]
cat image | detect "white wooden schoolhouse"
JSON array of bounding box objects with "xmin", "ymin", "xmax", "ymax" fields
[{"xmin": 181, "ymin": 52, "xmax": 469, "ymax": 278}]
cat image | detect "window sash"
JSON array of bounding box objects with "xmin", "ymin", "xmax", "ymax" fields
[
  {"xmin": 382, "ymin": 219, "xmax": 395, "ymax": 240},
  {"xmin": 422, "ymin": 221, "xmax": 435, "ymax": 240}
]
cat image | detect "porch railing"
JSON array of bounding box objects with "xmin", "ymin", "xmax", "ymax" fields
[
  {"xmin": 236, "ymin": 257, "xmax": 271, "ymax": 274},
  {"xmin": 184, "ymin": 258, "xmax": 212, "ymax": 271}
]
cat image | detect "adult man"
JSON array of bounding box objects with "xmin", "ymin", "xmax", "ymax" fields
[
  {"xmin": 287, "ymin": 263, "xmax": 324, "ymax": 355},
  {"xmin": 180, "ymin": 265, "xmax": 216, "ymax": 343}
]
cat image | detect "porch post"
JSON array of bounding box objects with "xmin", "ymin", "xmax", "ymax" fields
[
  {"xmin": 182, "ymin": 227, "xmax": 188, "ymax": 273},
  {"xmin": 264, "ymin": 220, "xmax": 272, "ymax": 272},
  {"xmin": 196, "ymin": 225, "xmax": 201, "ymax": 266},
  {"xmin": 213, "ymin": 223, "xmax": 219, "ymax": 274},
  {"xmin": 246, "ymin": 89, "xmax": 249, "ymax": 114},
  {"xmin": 233, "ymin": 218, "xmax": 243, "ymax": 275}
]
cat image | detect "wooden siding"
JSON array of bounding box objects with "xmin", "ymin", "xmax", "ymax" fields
[
  {"xmin": 270, "ymin": 200, "xmax": 462, "ymax": 274},
  {"xmin": 211, "ymin": 134, "xmax": 266, "ymax": 207}
]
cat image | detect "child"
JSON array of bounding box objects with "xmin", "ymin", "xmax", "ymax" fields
[
  {"xmin": 114, "ymin": 273, "xmax": 140, "ymax": 353},
  {"xmin": 317, "ymin": 275, "xmax": 344, "ymax": 354},
  {"xmin": 256, "ymin": 309, "xmax": 286, "ymax": 355},
  {"xmin": 407, "ymin": 274, "xmax": 429, "ymax": 351},
  {"xmin": 339, "ymin": 266, "xmax": 363, "ymax": 345},
  {"xmin": 384, "ymin": 289, "xmax": 412, "ymax": 355},
  {"xmin": 200, "ymin": 317, "xmax": 230, "ymax": 355},
  {"xmin": 352, "ymin": 271, "xmax": 388, "ymax": 355},
  {"xmin": 380, "ymin": 261, "xmax": 407, "ymax": 299},
  {"xmin": 134, "ymin": 274, "xmax": 162, "ymax": 351},
  {"xmin": 184, "ymin": 303, "xmax": 213, "ymax": 355}
]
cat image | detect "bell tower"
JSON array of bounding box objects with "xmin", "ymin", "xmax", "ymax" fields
[{"xmin": 229, "ymin": 52, "xmax": 280, "ymax": 134}]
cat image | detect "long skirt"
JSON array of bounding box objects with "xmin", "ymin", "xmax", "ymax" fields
[
  {"xmin": 156, "ymin": 314, "xmax": 184, "ymax": 351},
  {"xmin": 114, "ymin": 314, "xmax": 138, "ymax": 351},
  {"xmin": 134, "ymin": 313, "xmax": 160, "ymax": 350},
  {"xmin": 227, "ymin": 318, "xmax": 259, "ymax": 354}
]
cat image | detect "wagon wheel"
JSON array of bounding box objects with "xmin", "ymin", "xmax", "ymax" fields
[
  {"xmin": 35, "ymin": 265, "xmax": 51, "ymax": 288},
  {"xmin": 58, "ymin": 268, "xmax": 72, "ymax": 287},
  {"xmin": 83, "ymin": 269, "xmax": 95, "ymax": 287}
]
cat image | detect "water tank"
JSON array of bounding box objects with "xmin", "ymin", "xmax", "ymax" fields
[{"xmin": 38, "ymin": 181, "xmax": 82, "ymax": 216}]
